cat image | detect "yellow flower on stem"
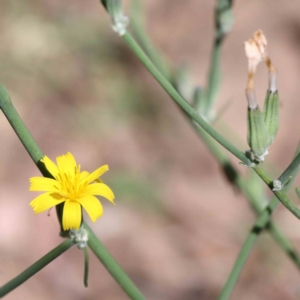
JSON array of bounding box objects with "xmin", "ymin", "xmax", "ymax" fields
[{"xmin": 29, "ymin": 152, "xmax": 115, "ymax": 230}]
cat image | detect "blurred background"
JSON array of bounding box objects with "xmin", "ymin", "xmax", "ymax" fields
[{"xmin": 1, "ymin": 1, "xmax": 300, "ymax": 299}]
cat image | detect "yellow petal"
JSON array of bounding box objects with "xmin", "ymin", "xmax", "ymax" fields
[
  {"xmin": 85, "ymin": 183, "xmax": 115, "ymax": 203},
  {"xmin": 85, "ymin": 165, "xmax": 109, "ymax": 184},
  {"xmin": 62, "ymin": 201, "xmax": 82, "ymax": 230},
  {"xmin": 30, "ymin": 192, "xmax": 65, "ymax": 213},
  {"xmin": 30, "ymin": 192, "xmax": 51, "ymax": 208},
  {"xmin": 29, "ymin": 177, "xmax": 60, "ymax": 192},
  {"xmin": 80, "ymin": 171, "xmax": 89, "ymax": 181},
  {"xmin": 56, "ymin": 152, "xmax": 77, "ymax": 175},
  {"xmin": 65, "ymin": 152, "xmax": 77, "ymax": 171},
  {"xmin": 78, "ymin": 195, "xmax": 103, "ymax": 222},
  {"xmin": 42, "ymin": 156, "xmax": 59, "ymax": 179}
]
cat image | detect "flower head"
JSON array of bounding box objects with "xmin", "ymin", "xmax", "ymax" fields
[{"xmin": 30, "ymin": 152, "xmax": 115, "ymax": 230}]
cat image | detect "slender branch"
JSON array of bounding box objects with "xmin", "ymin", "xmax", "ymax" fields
[
  {"xmin": 118, "ymin": 31, "xmax": 300, "ymax": 219},
  {"xmin": 0, "ymin": 85, "xmax": 43, "ymax": 165},
  {"xmin": 131, "ymin": 0, "xmax": 171, "ymax": 81},
  {"xmin": 218, "ymin": 145, "xmax": 300, "ymax": 300},
  {"xmin": 121, "ymin": 32, "xmax": 250, "ymax": 165},
  {"xmin": 278, "ymin": 151, "xmax": 300, "ymax": 187},
  {"xmin": 253, "ymin": 166, "xmax": 300, "ymax": 219},
  {"xmin": 84, "ymin": 247, "xmax": 89, "ymax": 287},
  {"xmin": 218, "ymin": 198, "xmax": 279, "ymax": 300},
  {"xmin": 85, "ymin": 223, "xmax": 146, "ymax": 300},
  {"xmin": 195, "ymin": 125, "xmax": 300, "ymax": 264},
  {"xmin": 0, "ymin": 239, "xmax": 74, "ymax": 298},
  {"xmin": 267, "ymin": 222, "xmax": 300, "ymax": 267},
  {"xmin": 204, "ymin": 0, "xmax": 233, "ymax": 115},
  {"xmin": 205, "ymin": 38, "xmax": 222, "ymax": 115}
]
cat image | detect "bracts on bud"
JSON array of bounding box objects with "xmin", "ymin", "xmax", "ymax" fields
[
  {"xmin": 263, "ymin": 67, "xmax": 280, "ymax": 147},
  {"xmin": 246, "ymin": 90, "xmax": 269, "ymax": 161}
]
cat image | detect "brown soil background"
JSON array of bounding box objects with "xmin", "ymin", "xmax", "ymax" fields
[{"xmin": 1, "ymin": 1, "xmax": 300, "ymax": 299}]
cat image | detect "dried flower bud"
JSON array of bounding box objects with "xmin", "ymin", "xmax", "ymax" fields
[
  {"xmin": 244, "ymin": 30, "xmax": 279, "ymax": 161},
  {"xmin": 252, "ymin": 30, "xmax": 267, "ymax": 58},
  {"xmin": 244, "ymin": 39, "xmax": 262, "ymax": 75},
  {"xmin": 244, "ymin": 30, "xmax": 267, "ymax": 73}
]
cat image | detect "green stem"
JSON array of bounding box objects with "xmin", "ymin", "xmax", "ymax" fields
[
  {"xmin": 0, "ymin": 85, "xmax": 67, "ymax": 231},
  {"xmin": 85, "ymin": 223, "xmax": 146, "ymax": 300},
  {"xmin": 84, "ymin": 247, "xmax": 89, "ymax": 288},
  {"xmin": 254, "ymin": 166, "xmax": 300, "ymax": 219},
  {"xmin": 121, "ymin": 32, "xmax": 250, "ymax": 165},
  {"xmin": 197, "ymin": 123, "xmax": 300, "ymax": 298},
  {"xmin": 218, "ymin": 198, "xmax": 279, "ymax": 300},
  {"xmin": 197, "ymin": 121, "xmax": 300, "ymax": 300},
  {"xmin": 205, "ymin": 37, "xmax": 222, "ymax": 115},
  {"xmin": 0, "ymin": 239, "xmax": 74, "ymax": 298},
  {"xmin": 278, "ymin": 151, "xmax": 300, "ymax": 187},
  {"xmin": 131, "ymin": 0, "xmax": 171, "ymax": 81},
  {"xmin": 195, "ymin": 124, "xmax": 300, "ymax": 265},
  {"xmin": 267, "ymin": 222, "xmax": 300, "ymax": 267},
  {"xmin": 0, "ymin": 85, "xmax": 43, "ymax": 165},
  {"xmin": 204, "ymin": 0, "xmax": 233, "ymax": 114},
  {"xmin": 217, "ymin": 145, "xmax": 300, "ymax": 299}
]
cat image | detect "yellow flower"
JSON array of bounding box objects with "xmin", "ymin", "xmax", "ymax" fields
[{"xmin": 29, "ymin": 152, "xmax": 115, "ymax": 230}]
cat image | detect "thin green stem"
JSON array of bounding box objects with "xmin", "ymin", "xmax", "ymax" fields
[
  {"xmin": 218, "ymin": 198, "xmax": 279, "ymax": 300},
  {"xmin": 84, "ymin": 247, "xmax": 89, "ymax": 288},
  {"xmin": 197, "ymin": 118, "xmax": 300, "ymax": 300},
  {"xmin": 131, "ymin": 0, "xmax": 171, "ymax": 81},
  {"xmin": 254, "ymin": 166, "xmax": 300, "ymax": 219},
  {"xmin": 0, "ymin": 239, "xmax": 74, "ymax": 298},
  {"xmin": 278, "ymin": 151, "xmax": 300, "ymax": 187},
  {"xmin": 85, "ymin": 223, "xmax": 146, "ymax": 300},
  {"xmin": 0, "ymin": 84, "xmax": 67, "ymax": 231},
  {"xmin": 0, "ymin": 85, "xmax": 43, "ymax": 165},
  {"xmin": 267, "ymin": 222, "xmax": 300, "ymax": 267},
  {"xmin": 195, "ymin": 124, "xmax": 300, "ymax": 264},
  {"xmin": 205, "ymin": 38, "xmax": 222, "ymax": 115},
  {"xmin": 121, "ymin": 32, "xmax": 250, "ymax": 165},
  {"xmin": 218, "ymin": 145, "xmax": 300, "ymax": 299},
  {"xmin": 204, "ymin": 0, "xmax": 233, "ymax": 113}
]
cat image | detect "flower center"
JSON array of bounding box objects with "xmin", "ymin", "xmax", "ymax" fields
[{"xmin": 58, "ymin": 165, "xmax": 87, "ymax": 201}]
